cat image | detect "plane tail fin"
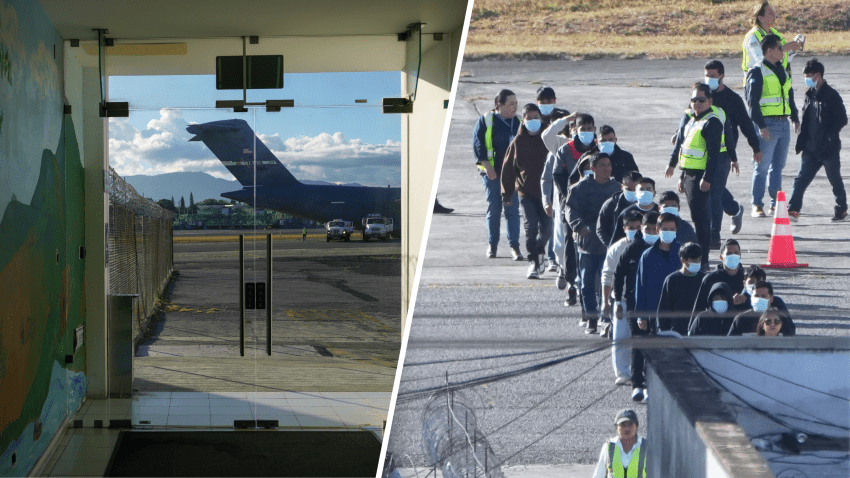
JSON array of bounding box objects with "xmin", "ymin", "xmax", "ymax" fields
[{"xmin": 187, "ymin": 119, "xmax": 300, "ymax": 187}]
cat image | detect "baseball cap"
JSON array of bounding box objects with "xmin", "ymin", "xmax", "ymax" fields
[{"xmin": 615, "ymin": 409, "xmax": 638, "ymax": 425}]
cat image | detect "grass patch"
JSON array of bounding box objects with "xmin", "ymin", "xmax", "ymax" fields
[{"xmin": 466, "ymin": 0, "xmax": 850, "ymax": 59}]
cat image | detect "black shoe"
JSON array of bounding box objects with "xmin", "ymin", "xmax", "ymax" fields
[
  {"xmin": 601, "ymin": 322, "xmax": 612, "ymax": 339},
  {"xmin": 556, "ymin": 271, "xmax": 567, "ymax": 291},
  {"xmin": 730, "ymin": 204, "xmax": 743, "ymax": 234},
  {"xmin": 510, "ymin": 245, "xmax": 524, "ymax": 261},
  {"xmin": 585, "ymin": 319, "xmax": 598, "ymax": 334},
  {"xmin": 567, "ymin": 286, "xmax": 577, "ymax": 306},
  {"xmin": 832, "ymin": 207, "xmax": 848, "ymax": 221},
  {"xmin": 433, "ymin": 199, "xmax": 454, "ymax": 214},
  {"xmin": 631, "ymin": 387, "xmax": 645, "ymax": 402},
  {"xmin": 710, "ymin": 240, "xmax": 721, "ymax": 251}
]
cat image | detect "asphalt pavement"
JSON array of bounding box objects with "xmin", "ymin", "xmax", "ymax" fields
[
  {"xmin": 134, "ymin": 230, "xmax": 402, "ymax": 391},
  {"xmin": 386, "ymin": 56, "xmax": 850, "ymax": 475}
]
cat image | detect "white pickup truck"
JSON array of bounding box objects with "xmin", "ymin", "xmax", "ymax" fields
[
  {"xmin": 362, "ymin": 215, "xmax": 389, "ymax": 242},
  {"xmin": 326, "ymin": 219, "xmax": 353, "ymax": 242}
]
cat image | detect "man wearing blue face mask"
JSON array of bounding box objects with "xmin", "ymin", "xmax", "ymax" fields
[
  {"xmin": 728, "ymin": 281, "xmax": 795, "ymax": 335},
  {"xmin": 502, "ymin": 104, "xmax": 553, "ymax": 280},
  {"xmin": 655, "ymin": 242, "xmax": 706, "ymax": 336},
  {"xmin": 631, "ymin": 213, "xmax": 681, "ymax": 402},
  {"xmin": 566, "ymin": 153, "xmax": 622, "ymax": 333},
  {"xmin": 690, "ymin": 239, "xmax": 748, "ymax": 321},
  {"xmin": 609, "ymin": 178, "xmax": 658, "ymax": 246},
  {"xmin": 597, "ymin": 171, "xmax": 642, "ymax": 249},
  {"xmin": 536, "ymin": 86, "xmax": 571, "ymax": 131},
  {"xmin": 787, "ymin": 58, "xmax": 848, "ymax": 222},
  {"xmin": 703, "ymin": 60, "xmax": 763, "ymax": 240}
]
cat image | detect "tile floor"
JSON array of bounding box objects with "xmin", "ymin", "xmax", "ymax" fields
[{"xmin": 39, "ymin": 391, "xmax": 389, "ymax": 477}]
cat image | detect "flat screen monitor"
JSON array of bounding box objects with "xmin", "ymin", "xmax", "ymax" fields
[{"xmin": 216, "ymin": 55, "xmax": 283, "ymax": 90}]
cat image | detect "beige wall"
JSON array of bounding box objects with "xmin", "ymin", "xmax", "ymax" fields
[{"xmin": 400, "ymin": 26, "xmax": 462, "ymax": 334}]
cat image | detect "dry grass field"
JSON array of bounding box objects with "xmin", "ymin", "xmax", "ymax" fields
[{"xmin": 465, "ymin": 0, "xmax": 850, "ymax": 59}]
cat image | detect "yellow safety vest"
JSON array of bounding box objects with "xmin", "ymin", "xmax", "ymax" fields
[
  {"xmin": 758, "ymin": 61, "xmax": 792, "ymax": 117},
  {"xmin": 478, "ymin": 111, "xmax": 522, "ymax": 172},
  {"xmin": 742, "ymin": 26, "xmax": 788, "ymax": 72},
  {"xmin": 607, "ymin": 440, "xmax": 647, "ymax": 478},
  {"xmin": 678, "ymin": 108, "xmax": 724, "ymax": 170}
]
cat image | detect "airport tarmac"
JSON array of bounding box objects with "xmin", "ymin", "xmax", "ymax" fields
[
  {"xmin": 386, "ymin": 56, "xmax": 850, "ymax": 473},
  {"xmin": 133, "ymin": 229, "xmax": 401, "ymax": 393}
]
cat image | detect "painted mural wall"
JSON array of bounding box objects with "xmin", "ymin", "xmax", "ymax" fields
[{"xmin": 0, "ymin": 0, "xmax": 87, "ymax": 475}]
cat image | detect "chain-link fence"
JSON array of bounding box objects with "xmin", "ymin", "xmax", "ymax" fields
[{"xmin": 107, "ymin": 168, "xmax": 175, "ymax": 341}]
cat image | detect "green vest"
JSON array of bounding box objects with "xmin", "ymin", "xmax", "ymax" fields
[
  {"xmin": 758, "ymin": 61, "xmax": 792, "ymax": 117},
  {"xmin": 607, "ymin": 440, "xmax": 647, "ymax": 478},
  {"xmin": 479, "ymin": 111, "xmax": 522, "ymax": 171},
  {"xmin": 742, "ymin": 26, "xmax": 788, "ymax": 72},
  {"xmin": 678, "ymin": 109, "xmax": 723, "ymax": 170}
]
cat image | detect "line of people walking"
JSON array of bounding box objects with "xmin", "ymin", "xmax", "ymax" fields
[{"xmin": 472, "ymin": 36, "xmax": 845, "ymax": 409}]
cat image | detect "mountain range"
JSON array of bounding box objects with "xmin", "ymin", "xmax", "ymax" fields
[{"xmin": 122, "ymin": 171, "xmax": 364, "ymax": 203}]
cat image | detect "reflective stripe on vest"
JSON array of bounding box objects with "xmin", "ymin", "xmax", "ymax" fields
[
  {"xmin": 480, "ymin": 111, "xmax": 521, "ymax": 171},
  {"xmin": 606, "ymin": 441, "xmax": 646, "ymax": 478},
  {"xmin": 679, "ymin": 110, "xmax": 721, "ymax": 170},
  {"xmin": 742, "ymin": 27, "xmax": 788, "ymax": 72},
  {"xmin": 758, "ymin": 62, "xmax": 792, "ymax": 117},
  {"xmin": 711, "ymin": 105, "xmax": 727, "ymax": 153}
]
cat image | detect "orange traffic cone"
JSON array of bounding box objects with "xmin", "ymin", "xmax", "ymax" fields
[{"xmin": 762, "ymin": 191, "xmax": 808, "ymax": 268}]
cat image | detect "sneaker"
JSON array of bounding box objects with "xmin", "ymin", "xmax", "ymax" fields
[
  {"xmin": 615, "ymin": 376, "xmax": 631, "ymax": 386},
  {"xmin": 730, "ymin": 204, "xmax": 744, "ymax": 234},
  {"xmin": 567, "ymin": 286, "xmax": 578, "ymax": 306},
  {"xmin": 832, "ymin": 208, "xmax": 848, "ymax": 221},
  {"xmin": 579, "ymin": 319, "xmax": 588, "ymax": 327},
  {"xmin": 526, "ymin": 262, "xmax": 539, "ymax": 279},
  {"xmin": 601, "ymin": 322, "xmax": 612, "ymax": 339},
  {"xmin": 788, "ymin": 210, "xmax": 800, "ymax": 222},
  {"xmin": 768, "ymin": 206, "xmax": 775, "ymax": 217},
  {"xmin": 631, "ymin": 387, "xmax": 645, "ymax": 402},
  {"xmin": 487, "ymin": 245, "xmax": 497, "ymax": 258},
  {"xmin": 510, "ymin": 245, "xmax": 524, "ymax": 261},
  {"xmin": 548, "ymin": 262, "xmax": 559, "ymax": 272},
  {"xmin": 537, "ymin": 254, "xmax": 546, "ymax": 275},
  {"xmin": 641, "ymin": 388, "xmax": 648, "ymax": 404},
  {"xmin": 751, "ymin": 205, "xmax": 766, "ymax": 217},
  {"xmin": 556, "ymin": 271, "xmax": 567, "ymax": 291}
]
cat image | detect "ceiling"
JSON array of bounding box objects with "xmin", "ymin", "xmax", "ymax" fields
[{"xmin": 38, "ymin": 0, "xmax": 469, "ymax": 40}]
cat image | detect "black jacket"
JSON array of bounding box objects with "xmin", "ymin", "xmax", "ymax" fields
[
  {"xmin": 613, "ymin": 236, "xmax": 651, "ymax": 314},
  {"xmin": 794, "ymin": 80, "xmax": 847, "ymax": 157},
  {"xmin": 727, "ymin": 301, "xmax": 796, "ymax": 336},
  {"xmin": 688, "ymin": 282, "xmax": 738, "ymax": 336},
  {"xmin": 656, "ymin": 269, "xmax": 706, "ymax": 335},
  {"xmin": 597, "ymin": 192, "xmax": 632, "ymax": 248},
  {"xmin": 691, "ymin": 264, "xmax": 746, "ymax": 321}
]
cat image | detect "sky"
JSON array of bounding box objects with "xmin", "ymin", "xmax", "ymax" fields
[{"xmin": 107, "ymin": 71, "xmax": 402, "ymax": 187}]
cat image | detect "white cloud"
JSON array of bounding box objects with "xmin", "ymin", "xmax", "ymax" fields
[{"xmin": 109, "ymin": 108, "xmax": 400, "ymax": 186}]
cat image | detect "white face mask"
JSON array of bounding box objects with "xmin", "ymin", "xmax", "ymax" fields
[
  {"xmin": 660, "ymin": 206, "xmax": 679, "ymax": 216},
  {"xmin": 598, "ymin": 141, "xmax": 615, "ymax": 155},
  {"xmin": 751, "ymin": 296, "xmax": 770, "ymax": 312},
  {"xmin": 578, "ymin": 131, "xmax": 595, "ymax": 145},
  {"xmin": 538, "ymin": 103, "xmax": 555, "ymax": 115},
  {"xmin": 643, "ymin": 233, "xmax": 659, "ymax": 245},
  {"xmin": 712, "ymin": 300, "xmax": 729, "ymax": 313}
]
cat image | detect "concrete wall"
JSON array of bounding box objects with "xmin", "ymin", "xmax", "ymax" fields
[
  {"xmin": 644, "ymin": 344, "xmax": 775, "ymax": 478},
  {"xmin": 400, "ymin": 24, "xmax": 463, "ymax": 332},
  {"xmin": 0, "ymin": 0, "xmax": 87, "ymax": 475}
]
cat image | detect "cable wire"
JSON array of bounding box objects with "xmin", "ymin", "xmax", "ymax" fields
[
  {"xmin": 396, "ymin": 344, "xmax": 610, "ymax": 404},
  {"xmin": 703, "ymin": 350, "xmax": 849, "ymax": 401},
  {"xmin": 490, "ymin": 384, "xmax": 620, "ymax": 469},
  {"xmin": 404, "ymin": 345, "xmax": 573, "ymax": 367}
]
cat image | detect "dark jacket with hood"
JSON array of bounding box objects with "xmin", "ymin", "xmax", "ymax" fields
[
  {"xmin": 691, "ymin": 263, "xmax": 746, "ymax": 321},
  {"xmin": 688, "ymin": 282, "xmax": 738, "ymax": 336}
]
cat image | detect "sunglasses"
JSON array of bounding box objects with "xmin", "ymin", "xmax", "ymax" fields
[
  {"xmin": 764, "ymin": 319, "xmax": 782, "ymax": 326},
  {"xmin": 690, "ymin": 97, "xmax": 708, "ymax": 104}
]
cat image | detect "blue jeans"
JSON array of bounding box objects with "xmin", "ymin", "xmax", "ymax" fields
[
  {"xmin": 577, "ymin": 252, "xmax": 605, "ymax": 317},
  {"xmin": 788, "ymin": 150, "xmax": 847, "ymax": 212},
  {"xmin": 752, "ymin": 117, "xmax": 791, "ymax": 209},
  {"xmin": 519, "ymin": 195, "xmax": 553, "ymax": 264},
  {"xmin": 482, "ymin": 174, "xmax": 520, "ymax": 248},
  {"xmin": 711, "ymin": 152, "xmax": 741, "ymax": 242}
]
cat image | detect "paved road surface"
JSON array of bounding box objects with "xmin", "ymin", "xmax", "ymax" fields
[{"xmin": 386, "ymin": 56, "xmax": 850, "ymax": 472}]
